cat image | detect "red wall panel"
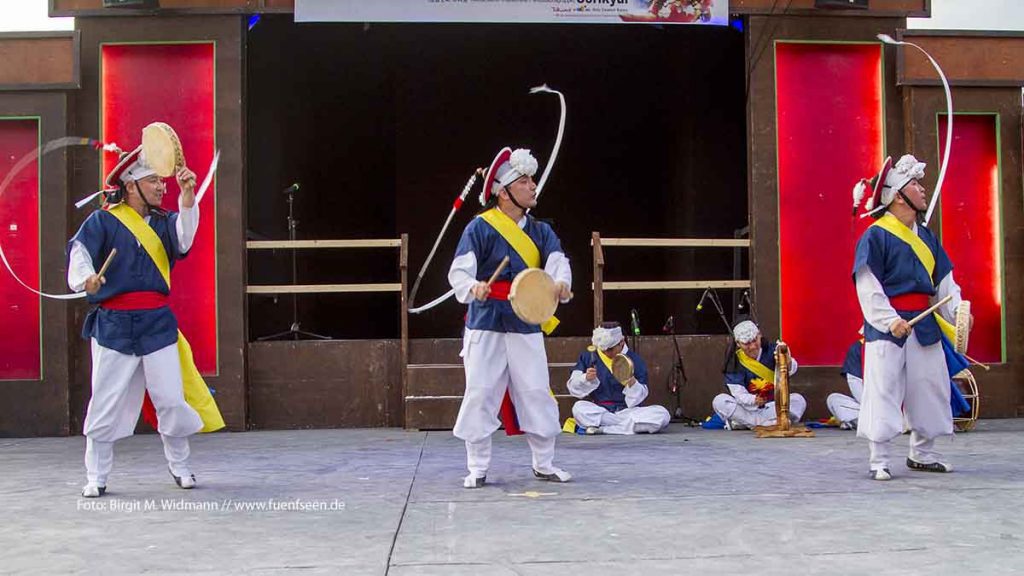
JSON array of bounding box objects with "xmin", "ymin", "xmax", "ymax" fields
[
  {"xmin": 776, "ymin": 42, "xmax": 883, "ymax": 366},
  {"xmin": 938, "ymin": 114, "xmax": 1003, "ymax": 363},
  {"xmin": 102, "ymin": 43, "xmax": 218, "ymax": 374},
  {"xmin": 0, "ymin": 118, "xmax": 41, "ymax": 380}
]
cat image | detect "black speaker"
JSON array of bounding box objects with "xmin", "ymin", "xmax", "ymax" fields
[
  {"xmin": 102, "ymin": 0, "xmax": 158, "ymax": 8},
  {"xmin": 814, "ymin": 0, "xmax": 868, "ymax": 8}
]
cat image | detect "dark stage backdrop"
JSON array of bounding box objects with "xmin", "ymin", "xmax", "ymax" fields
[{"xmin": 246, "ymin": 17, "xmax": 747, "ymax": 341}]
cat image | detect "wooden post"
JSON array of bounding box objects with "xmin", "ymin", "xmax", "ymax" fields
[
  {"xmin": 398, "ymin": 233, "xmax": 409, "ymax": 429},
  {"xmin": 592, "ymin": 231, "xmax": 604, "ymax": 326}
]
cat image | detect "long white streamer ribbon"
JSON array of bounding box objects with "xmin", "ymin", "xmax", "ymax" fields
[
  {"xmin": 408, "ymin": 84, "xmax": 567, "ymax": 315},
  {"xmin": 877, "ymin": 34, "xmax": 953, "ymax": 226}
]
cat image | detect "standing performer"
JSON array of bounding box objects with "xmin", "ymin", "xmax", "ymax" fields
[
  {"xmin": 449, "ymin": 147, "xmax": 573, "ymax": 488},
  {"xmin": 711, "ymin": 320, "xmax": 806, "ymax": 429},
  {"xmin": 566, "ymin": 322, "xmax": 670, "ymax": 434},
  {"xmin": 851, "ymin": 154, "xmax": 967, "ymax": 481},
  {"xmin": 69, "ymin": 143, "xmax": 223, "ymax": 497}
]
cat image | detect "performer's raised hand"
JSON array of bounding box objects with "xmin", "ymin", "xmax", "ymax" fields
[
  {"xmin": 585, "ymin": 367, "xmax": 598, "ymax": 381},
  {"xmin": 471, "ymin": 281, "xmax": 491, "ymax": 301},
  {"xmin": 623, "ymin": 376, "xmax": 637, "ymax": 388},
  {"xmin": 84, "ymin": 273, "xmax": 106, "ymax": 295},
  {"xmin": 890, "ymin": 318, "xmax": 912, "ymax": 338},
  {"xmin": 176, "ymin": 166, "xmax": 198, "ymax": 207}
]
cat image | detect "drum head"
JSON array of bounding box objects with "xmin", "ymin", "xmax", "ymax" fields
[
  {"xmin": 955, "ymin": 300, "xmax": 971, "ymax": 354},
  {"xmin": 142, "ymin": 122, "xmax": 185, "ymax": 178},
  {"xmin": 509, "ymin": 268, "xmax": 558, "ymax": 325},
  {"xmin": 611, "ymin": 354, "xmax": 634, "ymax": 383}
]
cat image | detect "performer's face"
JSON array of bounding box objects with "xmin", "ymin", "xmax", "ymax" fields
[
  {"xmin": 504, "ymin": 175, "xmax": 538, "ymax": 209},
  {"xmin": 132, "ymin": 175, "xmax": 167, "ymax": 208},
  {"xmin": 739, "ymin": 334, "xmax": 761, "ymax": 358},
  {"xmin": 899, "ymin": 179, "xmax": 927, "ymax": 211}
]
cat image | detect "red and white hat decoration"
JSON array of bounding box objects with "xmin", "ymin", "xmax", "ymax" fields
[
  {"xmin": 479, "ymin": 147, "xmax": 540, "ymax": 205},
  {"xmin": 852, "ymin": 154, "xmax": 927, "ymax": 217}
]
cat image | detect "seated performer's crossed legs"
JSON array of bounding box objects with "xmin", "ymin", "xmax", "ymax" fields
[
  {"xmin": 827, "ymin": 392, "xmax": 860, "ymax": 429},
  {"xmin": 712, "ymin": 393, "xmax": 807, "ymax": 430},
  {"xmin": 571, "ymin": 401, "xmax": 670, "ymax": 435}
]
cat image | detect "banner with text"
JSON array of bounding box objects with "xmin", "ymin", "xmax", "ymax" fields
[{"xmin": 296, "ymin": 0, "xmax": 728, "ymax": 26}]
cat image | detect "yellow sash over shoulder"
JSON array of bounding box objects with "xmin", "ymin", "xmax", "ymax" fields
[
  {"xmin": 478, "ymin": 208, "xmax": 560, "ymax": 334},
  {"xmin": 871, "ymin": 213, "xmax": 957, "ymax": 342},
  {"xmin": 735, "ymin": 350, "xmax": 775, "ymax": 383},
  {"xmin": 107, "ymin": 203, "xmax": 225, "ymax": 432}
]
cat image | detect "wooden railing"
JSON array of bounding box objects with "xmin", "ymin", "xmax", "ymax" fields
[
  {"xmin": 591, "ymin": 232, "xmax": 750, "ymax": 325},
  {"xmin": 245, "ymin": 235, "xmax": 409, "ymax": 426}
]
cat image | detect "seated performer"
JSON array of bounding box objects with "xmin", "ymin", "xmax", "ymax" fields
[
  {"xmin": 827, "ymin": 340, "xmax": 865, "ymax": 430},
  {"xmin": 566, "ymin": 323, "xmax": 671, "ymax": 435},
  {"xmin": 712, "ymin": 320, "xmax": 806, "ymax": 429}
]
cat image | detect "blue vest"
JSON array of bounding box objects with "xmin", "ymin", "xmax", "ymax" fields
[
  {"xmin": 840, "ymin": 341, "xmax": 864, "ymax": 380},
  {"xmin": 852, "ymin": 223, "xmax": 953, "ymax": 347},
  {"xmin": 571, "ymin": 348, "xmax": 648, "ymax": 412},
  {"xmin": 68, "ymin": 208, "xmax": 187, "ymax": 356},
  {"xmin": 724, "ymin": 340, "xmax": 778, "ymax": 400},
  {"xmin": 454, "ymin": 213, "xmax": 564, "ymax": 334}
]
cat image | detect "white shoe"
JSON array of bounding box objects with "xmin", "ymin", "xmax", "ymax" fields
[
  {"xmin": 463, "ymin": 473, "xmax": 486, "ymax": 489},
  {"xmin": 170, "ymin": 468, "xmax": 197, "ymax": 489},
  {"xmin": 81, "ymin": 483, "xmax": 106, "ymax": 498},
  {"xmin": 869, "ymin": 468, "xmax": 892, "ymax": 481},
  {"xmin": 533, "ymin": 467, "xmax": 572, "ymax": 483},
  {"xmin": 584, "ymin": 426, "xmax": 602, "ymax": 435},
  {"xmin": 633, "ymin": 422, "xmax": 662, "ymax": 434}
]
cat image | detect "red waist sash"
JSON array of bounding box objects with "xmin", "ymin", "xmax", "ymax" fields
[
  {"xmin": 101, "ymin": 291, "xmax": 168, "ymax": 310},
  {"xmin": 889, "ymin": 293, "xmax": 930, "ymax": 311},
  {"xmin": 488, "ymin": 280, "xmax": 511, "ymax": 301}
]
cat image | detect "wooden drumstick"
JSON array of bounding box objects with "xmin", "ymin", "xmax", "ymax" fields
[
  {"xmin": 906, "ymin": 294, "xmax": 953, "ymax": 327},
  {"xmin": 587, "ymin": 345, "xmax": 598, "ymax": 367},
  {"xmin": 486, "ymin": 256, "xmax": 510, "ymax": 287},
  {"xmin": 96, "ymin": 248, "xmax": 117, "ymax": 279}
]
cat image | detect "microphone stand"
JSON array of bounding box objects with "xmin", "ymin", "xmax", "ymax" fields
[
  {"xmin": 665, "ymin": 318, "xmax": 699, "ymax": 426},
  {"xmin": 257, "ymin": 185, "xmax": 330, "ymax": 341}
]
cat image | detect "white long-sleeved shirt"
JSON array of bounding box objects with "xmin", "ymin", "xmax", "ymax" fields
[{"xmin": 67, "ymin": 199, "xmax": 199, "ymax": 292}]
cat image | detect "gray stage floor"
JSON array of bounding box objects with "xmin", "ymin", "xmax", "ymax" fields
[{"xmin": 2, "ymin": 420, "xmax": 1023, "ymax": 575}]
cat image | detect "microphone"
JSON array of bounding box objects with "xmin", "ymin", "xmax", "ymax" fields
[
  {"xmin": 630, "ymin": 309, "xmax": 641, "ymax": 336},
  {"xmin": 696, "ymin": 287, "xmax": 710, "ymax": 311},
  {"xmin": 281, "ymin": 182, "xmax": 300, "ymax": 194},
  {"xmin": 662, "ymin": 315, "xmax": 674, "ymax": 334}
]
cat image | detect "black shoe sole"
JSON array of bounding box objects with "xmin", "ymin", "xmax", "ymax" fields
[{"xmin": 906, "ymin": 458, "xmax": 950, "ymax": 472}]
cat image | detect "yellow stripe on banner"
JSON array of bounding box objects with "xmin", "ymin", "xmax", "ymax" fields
[
  {"xmin": 105, "ymin": 203, "xmax": 224, "ymax": 432},
  {"xmin": 872, "ymin": 213, "xmax": 936, "ymax": 281},
  {"xmin": 478, "ymin": 208, "xmax": 561, "ymax": 333},
  {"xmin": 735, "ymin": 350, "xmax": 775, "ymax": 383}
]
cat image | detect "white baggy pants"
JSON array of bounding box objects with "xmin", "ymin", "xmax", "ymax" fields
[
  {"xmin": 712, "ymin": 393, "xmax": 807, "ymax": 429},
  {"xmin": 857, "ymin": 336, "xmax": 952, "ymax": 470},
  {"xmin": 572, "ymin": 401, "xmax": 670, "ymax": 435},
  {"xmin": 82, "ymin": 340, "xmax": 203, "ymax": 485},
  {"xmin": 454, "ymin": 330, "xmax": 561, "ymax": 475}
]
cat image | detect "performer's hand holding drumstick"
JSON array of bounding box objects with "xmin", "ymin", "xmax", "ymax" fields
[
  {"xmin": 890, "ymin": 295, "xmax": 954, "ymax": 338},
  {"xmin": 84, "ymin": 248, "xmax": 118, "ymax": 295},
  {"xmin": 471, "ymin": 256, "xmax": 510, "ymax": 301}
]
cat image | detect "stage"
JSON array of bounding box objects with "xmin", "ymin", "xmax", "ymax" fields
[{"xmin": 3, "ymin": 422, "xmax": 1023, "ymax": 574}]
